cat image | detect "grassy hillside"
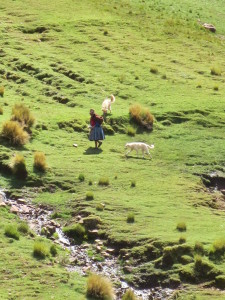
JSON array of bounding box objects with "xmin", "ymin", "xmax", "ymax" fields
[{"xmin": 0, "ymin": 0, "xmax": 225, "ymax": 299}]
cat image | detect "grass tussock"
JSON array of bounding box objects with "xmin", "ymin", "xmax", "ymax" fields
[
  {"xmin": 63, "ymin": 223, "xmax": 85, "ymax": 240},
  {"xmin": 96, "ymin": 203, "xmax": 104, "ymax": 211},
  {"xmin": 11, "ymin": 103, "xmax": 35, "ymax": 128},
  {"xmin": 130, "ymin": 180, "xmax": 136, "ymax": 187},
  {"xmin": 33, "ymin": 241, "xmax": 49, "ymax": 259},
  {"xmin": 33, "ymin": 151, "xmax": 47, "ymax": 172},
  {"xmin": 50, "ymin": 244, "xmax": 57, "ymax": 256},
  {"xmin": 86, "ymin": 191, "xmax": 94, "ymax": 200},
  {"xmin": 122, "ymin": 289, "xmax": 137, "ymax": 300},
  {"xmin": 210, "ymin": 238, "xmax": 225, "ymax": 257},
  {"xmin": 129, "ymin": 103, "xmax": 154, "ymax": 130},
  {"xmin": 86, "ymin": 274, "xmax": 114, "ymax": 300},
  {"xmin": 1, "ymin": 120, "xmax": 29, "ymax": 146},
  {"xmin": 150, "ymin": 66, "xmax": 158, "ymax": 74},
  {"xmin": 98, "ymin": 177, "xmax": 109, "ymax": 186},
  {"xmin": 18, "ymin": 222, "xmax": 29, "ymax": 234},
  {"xmin": 78, "ymin": 173, "xmax": 85, "ymax": 182},
  {"xmin": 211, "ymin": 66, "xmax": 221, "ymax": 76},
  {"xmin": 176, "ymin": 222, "xmax": 187, "ymax": 232},
  {"xmin": 179, "ymin": 236, "xmax": 186, "ymax": 244},
  {"xmin": 194, "ymin": 242, "xmax": 204, "ymax": 255},
  {"xmin": 127, "ymin": 212, "xmax": 135, "ymax": 223},
  {"xmin": 127, "ymin": 126, "xmax": 136, "ymax": 136},
  {"xmin": 10, "ymin": 153, "xmax": 28, "ymax": 179},
  {"xmin": 0, "ymin": 107, "xmax": 3, "ymax": 115},
  {"xmin": 4, "ymin": 225, "xmax": 20, "ymax": 240},
  {"xmin": 0, "ymin": 86, "xmax": 4, "ymax": 97}
]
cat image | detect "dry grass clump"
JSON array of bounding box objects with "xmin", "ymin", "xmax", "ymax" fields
[
  {"xmin": 33, "ymin": 152, "xmax": 47, "ymax": 172},
  {"xmin": 1, "ymin": 120, "xmax": 29, "ymax": 146},
  {"xmin": 11, "ymin": 103, "xmax": 35, "ymax": 129},
  {"xmin": 0, "ymin": 86, "xmax": 4, "ymax": 97},
  {"xmin": 10, "ymin": 153, "xmax": 28, "ymax": 179},
  {"xmin": 86, "ymin": 274, "xmax": 114, "ymax": 300},
  {"xmin": 122, "ymin": 289, "xmax": 137, "ymax": 300},
  {"xmin": 129, "ymin": 103, "xmax": 154, "ymax": 130}
]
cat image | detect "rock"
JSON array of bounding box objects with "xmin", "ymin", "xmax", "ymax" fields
[
  {"xmin": 88, "ymin": 229, "xmax": 99, "ymax": 238},
  {"xmin": 17, "ymin": 198, "xmax": 27, "ymax": 204},
  {"xmin": 73, "ymin": 144, "xmax": 78, "ymax": 147},
  {"xmin": 123, "ymin": 265, "xmax": 133, "ymax": 273},
  {"xmin": 96, "ymin": 245, "xmax": 102, "ymax": 252},
  {"xmin": 10, "ymin": 205, "xmax": 19, "ymax": 214},
  {"xmin": 221, "ymin": 189, "xmax": 225, "ymax": 195},
  {"xmin": 0, "ymin": 201, "xmax": 6, "ymax": 207},
  {"xmin": 46, "ymin": 225, "xmax": 56, "ymax": 235},
  {"xmin": 102, "ymin": 251, "xmax": 110, "ymax": 258},
  {"xmin": 202, "ymin": 23, "xmax": 216, "ymax": 32},
  {"xmin": 106, "ymin": 248, "xmax": 114, "ymax": 254},
  {"xmin": 20, "ymin": 205, "xmax": 30, "ymax": 214}
]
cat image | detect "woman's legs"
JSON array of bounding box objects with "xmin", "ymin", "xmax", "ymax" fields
[{"xmin": 94, "ymin": 140, "xmax": 102, "ymax": 148}]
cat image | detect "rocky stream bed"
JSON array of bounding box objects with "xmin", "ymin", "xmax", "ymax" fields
[{"xmin": 0, "ymin": 189, "xmax": 174, "ymax": 299}]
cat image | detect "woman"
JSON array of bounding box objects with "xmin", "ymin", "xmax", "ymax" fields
[{"xmin": 89, "ymin": 109, "xmax": 105, "ymax": 148}]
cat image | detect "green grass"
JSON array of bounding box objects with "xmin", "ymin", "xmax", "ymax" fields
[{"xmin": 0, "ymin": 0, "xmax": 225, "ymax": 298}]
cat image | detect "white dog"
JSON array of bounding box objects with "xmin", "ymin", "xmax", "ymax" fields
[
  {"xmin": 125, "ymin": 142, "xmax": 154, "ymax": 158},
  {"xmin": 102, "ymin": 94, "xmax": 115, "ymax": 114}
]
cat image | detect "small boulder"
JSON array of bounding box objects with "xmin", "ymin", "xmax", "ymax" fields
[{"xmin": 10, "ymin": 205, "xmax": 19, "ymax": 214}]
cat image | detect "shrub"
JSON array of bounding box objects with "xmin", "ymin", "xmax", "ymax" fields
[
  {"xmin": 98, "ymin": 177, "xmax": 109, "ymax": 186},
  {"xmin": 122, "ymin": 289, "xmax": 137, "ymax": 300},
  {"xmin": 10, "ymin": 153, "xmax": 28, "ymax": 179},
  {"xmin": 33, "ymin": 241, "xmax": 49, "ymax": 259},
  {"xmin": 0, "ymin": 107, "xmax": 3, "ymax": 115},
  {"xmin": 1, "ymin": 120, "xmax": 29, "ymax": 146},
  {"xmin": 130, "ymin": 180, "xmax": 136, "ymax": 187},
  {"xmin": 86, "ymin": 191, "xmax": 94, "ymax": 200},
  {"xmin": 86, "ymin": 274, "xmax": 114, "ymax": 300},
  {"xmin": 0, "ymin": 86, "xmax": 4, "ymax": 97},
  {"xmin": 50, "ymin": 244, "xmax": 57, "ymax": 256},
  {"xmin": 18, "ymin": 222, "xmax": 29, "ymax": 234},
  {"xmin": 33, "ymin": 151, "xmax": 47, "ymax": 172},
  {"xmin": 4, "ymin": 225, "xmax": 20, "ymax": 240},
  {"xmin": 179, "ymin": 236, "xmax": 186, "ymax": 244},
  {"xmin": 78, "ymin": 173, "xmax": 85, "ymax": 182},
  {"xmin": 126, "ymin": 126, "xmax": 136, "ymax": 136},
  {"xmin": 211, "ymin": 66, "xmax": 221, "ymax": 76},
  {"xmin": 150, "ymin": 66, "xmax": 158, "ymax": 74},
  {"xmin": 96, "ymin": 203, "xmax": 104, "ymax": 211},
  {"xmin": 11, "ymin": 103, "xmax": 35, "ymax": 128},
  {"xmin": 194, "ymin": 242, "xmax": 204, "ymax": 255},
  {"xmin": 176, "ymin": 222, "xmax": 186, "ymax": 232},
  {"xmin": 63, "ymin": 223, "xmax": 85, "ymax": 240},
  {"xmin": 129, "ymin": 103, "xmax": 154, "ymax": 130},
  {"xmin": 127, "ymin": 212, "xmax": 135, "ymax": 223}
]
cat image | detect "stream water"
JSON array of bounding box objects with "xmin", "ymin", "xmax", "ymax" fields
[{"xmin": 0, "ymin": 189, "xmax": 174, "ymax": 300}]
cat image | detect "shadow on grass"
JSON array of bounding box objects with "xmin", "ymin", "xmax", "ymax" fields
[
  {"xmin": 125, "ymin": 155, "xmax": 152, "ymax": 160},
  {"xmin": 84, "ymin": 147, "xmax": 103, "ymax": 155}
]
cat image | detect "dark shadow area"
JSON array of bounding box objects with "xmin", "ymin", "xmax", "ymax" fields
[
  {"xmin": 125, "ymin": 155, "xmax": 152, "ymax": 160},
  {"xmin": 83, "ymin": 147, "xmax": 103, "ymax": 155}
]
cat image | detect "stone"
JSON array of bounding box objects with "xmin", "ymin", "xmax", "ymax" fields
[
  {"xmin": 106, "ymin": 248, "xmax": 114, "ymax": 253},
  {"xmin": 0, "ymin": 201, "xmax": 6, "ymax": 207},
  {"xmin": 96, "ymin": 245, "xmax": 102, "ymax": 252},
  {"xmin": 20, "ymin": 205, "xmax": 30, "ymax": 214},
  {"xmin": 17, "ymin": 198, "xmax": 27, "ymax": 204},
  {"xmin": 202, "ymin": 23, "xmax": 216, "ymax": 32},
  {"xmin": 10, "ymin": 205, "xmax": 19, "ymax": 214}
]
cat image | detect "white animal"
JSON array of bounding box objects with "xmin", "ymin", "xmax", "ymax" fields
[
  {"xmin": 102, "ymin": 94, "xmax": 115, "ymax": 114},
  {"xmin": 125, "ymin": 142, "xmax": 154, "ymax": 158}
]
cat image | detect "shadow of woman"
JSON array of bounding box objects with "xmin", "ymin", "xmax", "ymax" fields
[{"xmin": 83, "ymin": 147, "xmax": 103, "ymax": 155}]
